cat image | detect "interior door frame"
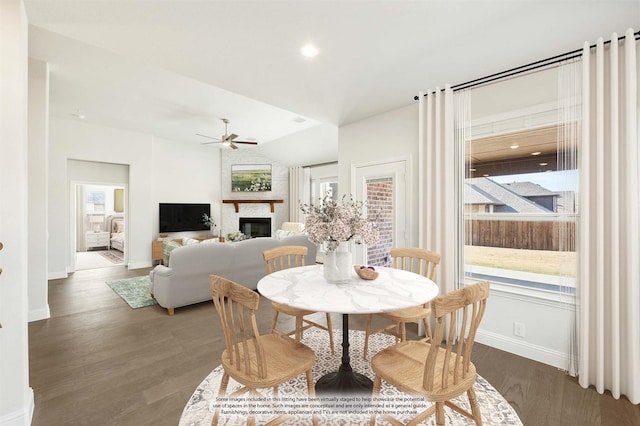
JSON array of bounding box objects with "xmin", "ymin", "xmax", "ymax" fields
[
  {"xmin": 69, "ymin": 180, "xmax": 128, "ymax": 272},
  {"xmin": 351, "ymin": 156, "xmax": 411, "ymax": 265}
]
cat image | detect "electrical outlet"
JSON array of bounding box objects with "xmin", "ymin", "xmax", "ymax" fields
[{"xmin": 514, "ymin": 322, "xmax": 525, "ymax": 338}]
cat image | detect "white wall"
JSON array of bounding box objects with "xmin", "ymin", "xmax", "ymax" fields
[
  {"xmin": 151, "ymin": 137, "xmax": 221, "ymax": 239},
  {"xmin": 256, "ymin": 123, "xmax": 338, "ymax": 167},
  {"xmin": 338, "ymin": 101, "xmax": 575, "ymax": 370},
  {"xmin": 476, "ymin": 286, "xmax": 575, "ymax": 368},
  {"xmin": 0, "ymin": 1, "xmax": 33, "ymax": 424},
  {"xmin": 48, "ymin": 118, "xmax": 153, "ymax": 275},
  {"xmin": 338, "ymin": 103, "xmax": 419, "ymax": 247},
  {"xmin": 27, "ymin": 58, "xmax": 50, "ymax": 322},
  {"xmin": 48, "ymin": 118, "xmax": 222, "ymax": 277}
]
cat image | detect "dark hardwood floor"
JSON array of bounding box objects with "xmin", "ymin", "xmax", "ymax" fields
[{"xmin": 29, "ymin": 267, "xmax": 639, "ymax": 425}]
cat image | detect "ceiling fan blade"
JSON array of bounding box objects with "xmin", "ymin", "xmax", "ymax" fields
[
  {"xmin": 196, "ymin": 133, "xmax": 221, "ymax": 141},
  {"xmin": 199, "ymin": 120, "xmax": 255, "ymax": 148}
]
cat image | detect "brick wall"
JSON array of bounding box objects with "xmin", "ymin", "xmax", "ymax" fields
[{"xmin": 366, "ymin": 178, "xmax": 393, "ymax": 267}]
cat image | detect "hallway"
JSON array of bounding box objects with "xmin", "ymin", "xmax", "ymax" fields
[{"xmin": 75, "ymin": 249, "xmax": 124, "ymax": 270}]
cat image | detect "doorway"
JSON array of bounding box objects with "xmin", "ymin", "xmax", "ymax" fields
[
  {"xmin": 73, "ymin": 183, "xmax": 126, "ymax": 271},
  {"xmin": 353, "ymin": 159, "xmax": 409, "ymax": 265}
]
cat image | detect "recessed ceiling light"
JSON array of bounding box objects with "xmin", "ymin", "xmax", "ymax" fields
[
  {"xmin": 539, "ymin": 162, "xmax": 548, "ymax": 166},
  {"xmin": 531, "ymin": 151, "xmax": 542, "ymax": 156},
  {"xmin": 510, "ymin": 144, "xmax": 519, "ymax": 149},
  {"xmin": 469, "ymin": 168, "xmax": 476, "ymax": 172},
  {"xmin": 300, "ymin": 44, "xmax": 319, "ymax": 58}
]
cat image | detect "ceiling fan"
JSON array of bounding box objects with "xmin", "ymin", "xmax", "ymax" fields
[{"xmin": 196, "ymin": 118, "xmax": 258, "ymax": 149}]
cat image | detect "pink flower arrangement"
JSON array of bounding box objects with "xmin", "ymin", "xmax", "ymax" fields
[{"xmin": 300, "ymin": 194, "xmax": 380, "ymax": 251}]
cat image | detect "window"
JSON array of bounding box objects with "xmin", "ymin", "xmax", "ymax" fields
[
  {"xmin": 86, "ymin": 190, "xmax": 106, "ymax": 213},
  {"xmin": 463, "ymin": 66, "xmax": 578, "ymax": 295}
]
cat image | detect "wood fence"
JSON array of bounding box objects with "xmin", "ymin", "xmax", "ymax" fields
[{"xmin": 465, "ymin": 219, "xmax": 576, "ymax": 251}]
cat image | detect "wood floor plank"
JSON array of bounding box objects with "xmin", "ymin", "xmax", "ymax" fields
[{"xmin": 29, "ymin": 266, "xmax": 640, "ymax": 426}]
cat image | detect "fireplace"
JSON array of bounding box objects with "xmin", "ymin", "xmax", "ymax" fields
[{"xmin": 239, "ymin": 217, "xmax": 272, "ymax": 238}]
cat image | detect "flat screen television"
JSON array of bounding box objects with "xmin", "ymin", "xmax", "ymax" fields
[{"xmin": 159, "ymin": 203, "xmax": 210, "ymax": 233}]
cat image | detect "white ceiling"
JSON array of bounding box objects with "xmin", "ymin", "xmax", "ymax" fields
[{"xmin": 24, "ymin": 0, "xmax": 639, "ymax": 150}]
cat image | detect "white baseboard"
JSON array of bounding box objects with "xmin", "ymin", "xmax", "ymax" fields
[
  {"xmin": 28, "ymin": 305, "xmax": 50, "ymax": 322},
  {"xmin": 476, "ymin": 328, "xmax": 569, "ymax": 370},
  {"xmin": 47, "ymin": 270, "xmax": 67, "ymax": 280},
  {"xmin": 0, "ymin": 387, "xmax": 33, "ymax": 426},
  {"xmin": 127, "ymin": 261, "xmax": 152, "ymax": 270}
]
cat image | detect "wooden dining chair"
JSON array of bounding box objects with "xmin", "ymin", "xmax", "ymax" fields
[
  {"xmin": 369, "ymin": 281, "xmax": 490, "ymax": 426},
  {"xmin": 262, "ymin": 245, "xmax": 335, "ymax": 354},
  {"xmin": 363, "ymin": 247, "xmax": 441, "ymax": 359},
  {"xmin": 210, "ymin": 275, "xmax": 318, "ymax": 426}
]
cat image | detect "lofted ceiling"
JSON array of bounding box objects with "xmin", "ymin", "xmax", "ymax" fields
[{"xmin": 23, "ymin": 0, "xmax": 639, "ymax": 155}]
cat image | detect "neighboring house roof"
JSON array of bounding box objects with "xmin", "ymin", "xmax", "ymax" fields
[
  {"xmin": 465, "ymin": 178, "xmax": 552, "ymax": 213},
  {"xmin": 464, "ymin": 183, "xmax": 505, "ymax": 205},
  {"xmin": 502, "ymin": 181, "xmax": 559, "ymax": 197}
]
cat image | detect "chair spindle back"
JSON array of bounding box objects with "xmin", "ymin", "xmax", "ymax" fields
[
  {"xmin": 211, "ymin": 275, "xmax": 266, "ymax": 379},
  {"xmin": 390, "ymin": 247, "xmax": 441, "ymax": 281},
  {"xmin": 263, "ymin": 245, "xmax": 307, "ymax": 274},
  {"xmin": 423, "ymin": 281, "xmax": 489, "ymax": 392}
]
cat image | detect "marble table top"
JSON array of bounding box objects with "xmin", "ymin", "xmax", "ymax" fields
[{"xmin": 257, "ymin": 264, "xmax": 439, "ymax": 314}]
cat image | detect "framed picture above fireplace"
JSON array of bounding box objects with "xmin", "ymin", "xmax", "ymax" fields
[{"xmin": 231, "ymin": 164, "xmax": 272, "ymax": 192}]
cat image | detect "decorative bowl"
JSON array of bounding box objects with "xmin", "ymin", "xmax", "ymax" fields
[{"xmin": 354, "ymin": 265, "xmax": 379, "ymax": 280}]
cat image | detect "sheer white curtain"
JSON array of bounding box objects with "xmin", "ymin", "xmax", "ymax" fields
[
  {"xmin": 557, "ymin": 59, "xmax": 582, "ymax": 377},
  {"xmin": 289, "ymin": 166, "xmax": 310, "ymax": 223},
  {"xmin": 418, "ymin": 86, "xmax": 457, "ymax": 294},
  {"xmin": 579, "ymin": 28, "xmax": 639, "ymax": 404}
]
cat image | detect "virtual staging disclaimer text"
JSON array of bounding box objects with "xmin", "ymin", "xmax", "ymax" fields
[{"xmin": 212, "ymin": 394, "xmax": 425, "ymax": 417}]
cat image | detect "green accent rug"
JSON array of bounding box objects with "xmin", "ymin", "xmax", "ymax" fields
[{"xmin": 106, "ymin": 275, "xmax": 158, "ymax": 309}]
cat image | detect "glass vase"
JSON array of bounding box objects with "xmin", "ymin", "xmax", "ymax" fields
[{"xmin": 323, "ymin": 241, "xmax": 352, "ymax": 283}]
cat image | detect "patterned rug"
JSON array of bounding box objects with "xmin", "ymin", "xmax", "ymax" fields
[
  {"xmin": 180, "ymin": 329, "xmax": 522, "ymax": 425},
  {"xmin": 106, "ymin": 275, "xmax": 157, "ymax": 309},
  {"xmin": 99, "ymin": 249, "xmax": 124, "ymax": 264}
]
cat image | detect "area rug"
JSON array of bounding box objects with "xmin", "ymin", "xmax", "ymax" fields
[
  {"xmin": 99, "ymin": 249, "xmax": 124, "ymax": 264},
  {"xmin": 106, "ymin": 275, "xmax": 157, "ymax": 309},
  {"xmin": 180, "ymin": 329, "xmax": 522, "ymax": 425}
]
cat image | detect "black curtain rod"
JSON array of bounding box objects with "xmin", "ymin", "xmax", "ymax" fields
[
  {"xmin": 301, "ymin": 160, "xmax": 338, "ymax": 169},
  {"xmin": 413, "ymin": 30, "xmax": 640, "ymax": 100}
]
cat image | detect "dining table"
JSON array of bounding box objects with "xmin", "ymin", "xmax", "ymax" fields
[{"xmin": 256, "ymin": 264, "xmax": 439, "ymax": 395}]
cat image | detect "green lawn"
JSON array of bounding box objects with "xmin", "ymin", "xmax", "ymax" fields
[{"xmin": 465, "ymin": 245, "xmax": 577, "ymax": 277}]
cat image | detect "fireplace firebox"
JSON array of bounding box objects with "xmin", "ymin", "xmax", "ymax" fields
[{"xmin": 239, "ymin": 217, "xmax": 272, "ymax": 238}]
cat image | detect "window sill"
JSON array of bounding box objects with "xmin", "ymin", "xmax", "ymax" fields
[{"xmin": 462, "ymin": 268, "xmax": 576, "ymax": 307}]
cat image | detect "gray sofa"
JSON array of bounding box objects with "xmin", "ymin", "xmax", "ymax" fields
[{"xmin": 149, "ymin": 234, "xmax": 317, "ymax": 315}]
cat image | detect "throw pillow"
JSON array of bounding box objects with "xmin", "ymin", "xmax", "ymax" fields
[
  {"xmin": 114, "ymin": 220, "xmax": 125, "ymax": 233},
  {"xmin": 274, "ymin": 229, "xmax": 295, "ymax": 240},
  {"xmin": 201, "ymin": 237, "xmax": 220, "ymax": 244},
  {"xmin": 163, "ymin": 240, "xmax": 181, "ymax": 265},
  {"xmin": 182, "ymin": 237, "xmax": 201, "ymax": 246}
]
